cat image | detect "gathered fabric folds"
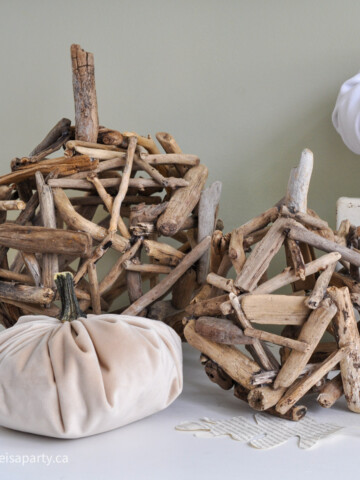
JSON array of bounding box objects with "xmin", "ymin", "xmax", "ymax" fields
[{"xmin": 0, "ymin": 314, "xmax": 183, "ymax": 438}]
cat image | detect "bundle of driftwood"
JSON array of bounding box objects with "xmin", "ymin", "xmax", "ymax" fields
[
  {"xmin": 184, "ymin": 148, "xmax": 360, "ymax": 421},
  {"xmin": 0, "ymin": 44, "xmax": 221, "ymax": 328}
]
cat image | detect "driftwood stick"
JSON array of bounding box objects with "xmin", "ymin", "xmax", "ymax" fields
[
  {"xmin": 254, "ymin": 252, "xmax": 341, "ymax": 295},
  {"xmin": 71, "ymin": 44, "xmax": 99, "ymax": 143},
  {"xmin": 0, "ymin": 223, "xmax": 92, "ymax": 257},
  {"xmin": 141, "ymin": 153, "xmax": 199, "ymax": 166},
  {"xmin": 126, "ymin": 250, "xmax": 144, "ymax": 305},
  {"xmin": 247, "ymin": 385, "xmax": 287, "ymax": 411},
  {"xmin": 234, "ymin": 218, "xmax": 288, "ymax": 291},
  {"xmin": 197, "ymin": 181, "xmax": 222, "ymax": 284},
  {"xmin": 276, "ymin": 348, "xmax": 346, "ymax": 414},
  {"xmin": 171, "ymin": 268, "xmax": 197, "ymax": 310},
  {"xmin": 220, "ymin": 252, "xmax": 341, "ymax": 315},
  {"xmin": 273, "ymin": 298, "xmax": 337, "ymax": 389},
  {"xmin": 185, "ymin": 293, "xmax": 230, "ymax": 317},
  {"xmin": 122, "ymin": 236, "xmax": 211, "ymax": 316},
  {"xmin": 48, "ymin": 177, "xmax": 164, "ymax": 191},
  {"xmin": 203, "ymin": 358, "xmax": 235, "ymax": 390},
  {"xmin": 155, "ymin": 131, "xmax": 186, "ymax": 176},
  {"xmin": 285, "ymin": 238, "xmax": 306, "ymax": 281},
  {"xmin": 287, "ymin": 219, "xmax": 360, "ymax": 267},
  {"xmin": 87, "ymin": 173, "xmax": 130, "ymax": 239},
  {"xmin": 87, "ymin": 262, "xmax": 101, "ymax": 314},
  {"xmin": 229, "ymin": 227, "xmax": 246, "ymax": 275},
  {"xmin": 184, "ymin": 319, "xmax": 261, "ymax": 390},
  {"xmin": 0, "ymin": 281, "xmax": 54, "ymax": 305},
  {"xmin": 241, "ymin": 294, "xmax": 310, "ymax": 325},
  {"xmin": 0, "ymin": 268, "xmax": 33, "ymax": 284},
  {"xmin": 53, "ymin": 188, "xmax": 129, "ymax": 252},
  {"xmin": 124, "ymin": 262, "xmax": 172, "ymax": 274},
  {"xmin": 305, "ymin": 261, "xmax": 338, "ymax": 309},
  {"xmin": 22, "ymin": 252, "xmax": 42, "ymax": 286},
  {"xmin": 243, "ymin": 327, "xmax": 309, "ymax": 352},
  {"xmin": 129, "ymin": 202, "xmax": 168, "ymax": 225},
  {"xmin": 35, "ymin": 172, "xmax": 58, "ymax": 288},
  {"xmin": 123, "ymin": 132, "xmax": 160, "ymax": 154},
  {"xmin": 317, "ymin": 373, "xmax": 344, "ymax": 408},
  {"xmin": 0, "ymin": 200, "xmax": 25, "ymax": 211},
  {"xmin": 234, "ymin": 385, "xmax": 307, "ymax": 421},
  {"xmin": 99, "ymin": 239, "xmax": 142, "ymax": 296},
  {"xmin": 134, "ymin": 155, "xmax": 188, "ymax": 189},
  {"xmin": 327, "ymin": 286, "xmax": 360, "ymax": 412},
  {"xmin": 207, "ymin": 272, "xmax": 238, "ymax": 294},
  {"xmin": 280, "ymin": 205, "xmax": 329, "ymax": 230},
  {"xmin": 195, "ymin": 316, "xmax": 254, "ymax": 345},
  {"xmin": 73, "ymin": 236, "xmax": 112, "ymax": 285},
  {"xmin": 30, "ymin": 118, "xmax": 71, "ymax": 157},
  {"xmin": 143, "ymin": 239, "xmax": 185, "ymax": 266},
  {"xmin": 229, "ymin": 293, "xmax": 276, "ymax": 371},
  {"xmin": 237, "ymin": 207, "xmax": 279, "ymax": 237},
  {"xmin": 0, "ymin": 298, "xmax": 59, "ymax": 317},
  {"xmin": 157, "ymin": 164, "xmax": 208, "ymax": 236},
  {"xmin": 285, "ymin": 149, "xmax": 313, "ymax": 213},
  {"xmin": 109, "ymin": 136, "xmax": 137, "ymax": 235},
  {"xmin": 0, "ymin": 156, "xmax": 98, "ymax": 186}
]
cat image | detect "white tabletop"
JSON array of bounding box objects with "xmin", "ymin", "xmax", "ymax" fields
[{"xmin": 0, "ymin": 343, "xmax": 359, "ymax": 480}]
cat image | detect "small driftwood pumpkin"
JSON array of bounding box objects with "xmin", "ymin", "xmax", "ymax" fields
[{"xmin": 0, "ymin": 272, "xmax": 182, "ymax": 438}]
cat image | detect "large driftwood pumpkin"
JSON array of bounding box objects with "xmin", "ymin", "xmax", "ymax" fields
[{"xmin": 0, "ymin": 44, "xmax": 220, "ymax": 330}]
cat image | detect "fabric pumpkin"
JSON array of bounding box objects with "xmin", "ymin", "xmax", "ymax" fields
[{"xmin": 0, "ymin": 273, "xmax": 183, "ymax": 439}]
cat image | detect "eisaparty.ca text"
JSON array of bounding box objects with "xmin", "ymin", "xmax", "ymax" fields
[{"xmin": 0, "ymin": 453, "xmax": 69, "ymax": 467}]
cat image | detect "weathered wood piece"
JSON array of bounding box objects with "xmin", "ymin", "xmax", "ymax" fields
[
  {"xmin": 206, "ymin": 272, "xmax": 238, "ymax": 295},
  {"xmin": 285, "ymin": 238, "xmax": 306, "ymax": 281},
  {"xmin": 171, "ymin": 268, "xmax": 197, "ymax": 310},
  {"xmin": 0, "ymin": 281, "xmax": 54, "ymax": 305},
  {"xmin": 157, "ymin": 164, "xmax": 208, "ymax": 236},
  {"xmin": 317, "ymin": 373, "xmax": 344, "ymax": 408},
  {"xmin": 184, "ymin": 320, "xmax": 261, "ymax": 390},
  {"xmin": 0, "ymin": 200, "xmax": 25, "ymax": 211},
  {"xmin": 243, "ymin": 327, "xmax": 309, "ymax": 352},
  {"xmin": 35, "ymin": 172, "xmax": 58, "ymax": 288},
  {"xmin": 328, "ymin": 286, "xmax": 360, "ymax": 412},
  {"xmin": 285, "ymin": 149, "xmax": 313, "ymax": 213},
  {"xmin": 234, "ymin": 218, "xmax": 288, "ymax": 291},
  {"xmin": 185, "ymin": 294, "xmax": 230, "ymax": 317},
  {"xmin": 0, "ymin": 224, "xmax": 92, "ymax": 257},
  {"xmin": 197, "ymin": 181, "xmax": 222, "ymax": 284},
  {"xmin": 203, "ymin": 358, "xmax": 235, "ymax": 390},
  {"xmin": 229, "ymin": 293, "xmax": 276, "ymax": 371},
  {"xmin": 87, "ymin": 262, "xmax": 101, "ymax": 314},
  {"xmin": 273, "ymin": 298, "xmax": 337, "ymax": 389},
  {"xmin": 276, "ymin": 348, "xmax": 346, "ymax": 414},
  {"xmin": 71, "ymin": 44, "xmax": 99, "ymax": 143},
  {"xmin": 241, "ymin": 294, "xmax": 310, "ymax": 325},
  {"xmin": 122, "ymin": 236, "xmax": 211, "ymax": 316},
  {"xmin": 143, "ymin": 239, "xmax": 185, "ymax": 266},
  {"xmin": 305, "ymin": 261, "xmax": 337, "ymax": 309},
  {"xmin": 287, "ymin": 219, "xmax": 360, "ymax": 267},
  {"xmin": 195, "ymin": 317, "xmax": 254, "ymax": 345},
  {"xmin": 109, "ymin": 136, "xmax": 137, "ymax": 235},
  {"xmin": 53, "ymin": 188, "xmax": 129, "ymax": 253},
  {"xmin": 229, "ymin": 227, "xmax": 246, "ymax": 274}
]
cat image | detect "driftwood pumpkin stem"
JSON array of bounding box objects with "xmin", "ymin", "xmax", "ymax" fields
[{"xmin": 55, "ymin": 272, "xmax": 86, "ymax": 322}]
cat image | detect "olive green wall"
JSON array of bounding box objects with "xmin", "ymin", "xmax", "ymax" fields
[{"xmin": 0, "ymin": 0, "xmax": 359, "ymax": 292}]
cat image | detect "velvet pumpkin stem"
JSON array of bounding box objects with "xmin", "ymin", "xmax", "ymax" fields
[{"xmin": 55, "ymin": 271, "xmax": 86, "ymax": 322}]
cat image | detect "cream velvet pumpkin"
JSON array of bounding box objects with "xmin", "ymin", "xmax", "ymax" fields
[{"xmin": 0, "ymin": 274, "xmax": 183, "ymax": 439}]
